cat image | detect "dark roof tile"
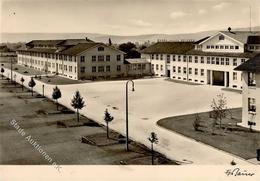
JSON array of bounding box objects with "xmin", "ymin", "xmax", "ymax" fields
[
  {"xmin": 141, "ymin": 42, "xmax": 194, "ymax": 54},
  {"xmin": 60, "ymin": 43, "xmax": 125, "ymax": 55},
  {"xmin": 60, "ymin": 43, "xmax": 101, "ymax": 55},
  {"xmin": 57, "ymin": 39, "xmax": 94, "ymax": 46},
  {"xmin": 247, "ymin": 36, "xmax": 260, "ymax": 44},
  {"xmin": 195, "ymin": 36, "xmax": 210, "ymax": 44},
  {"xmin": 220, "ymin": 31, "xmax": 260, "ymax": 44},
  {"xmin": 234, "ymin": 53, "xmax": 260, "ymax": 72},
  {"xmin": 26, "ymin": 40, "xmax": 64, "ymax": 46}
]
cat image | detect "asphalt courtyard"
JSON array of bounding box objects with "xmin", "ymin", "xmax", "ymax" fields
[
  {"xmin": 0, "ymin": 79, "xmax": 176, "ymax": 165},
  {"xmin": 1, "ymin": 66, "xmax": 253, "ymax": 165}
]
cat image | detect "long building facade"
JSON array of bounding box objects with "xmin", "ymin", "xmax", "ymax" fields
[
  {"xmin": 17, "ymin": 38, "xmax": 151, "ymax": 80},
  {"xmin": 235, "ymin": 54, "xmax": 260, "ymax": 131},
  {"xmin": 141, "ymin": 30, "xmax": 260, "ymax": 89}
]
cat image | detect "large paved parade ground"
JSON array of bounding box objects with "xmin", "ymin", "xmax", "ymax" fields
[{"xmin": 1, "ymin": 67, "xmax": 253, "ymax": 164}]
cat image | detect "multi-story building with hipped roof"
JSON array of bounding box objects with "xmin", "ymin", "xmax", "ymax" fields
[
  {"xmin": 17, "ymin": 38, "xmax": 151, "ymax": 80},
  {"xmin": 141, "ymin": 29, "xmax": 260, "ymax": 89}
]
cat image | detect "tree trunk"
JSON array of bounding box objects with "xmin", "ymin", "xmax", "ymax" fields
[
  {"xmin": 1, "ymin": 74, "xmax": 3, "ymax": 79},
  {"xmin": 56, "ymin": 100, "xmax": 59, "ymax": 111},
  {"xmin": 151, "ymin": 143, "xmax": 154, "ymax": 165},
  {"xmin": 106, "ymin": 122, "xmax": 109, "ymax": 139},
  {"xmin": 77, "ymin": 109, "xmax": 79, "ymax": 122},
  {"xmin": 31, "ymin": 87, "xmax": 33, "ymax": 96},
  {"xmin": 22, "ymin": 83, "xmax": 24, "ymax": 91}
]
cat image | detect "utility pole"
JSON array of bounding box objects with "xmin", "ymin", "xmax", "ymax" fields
[
  {"xmin": 125, "ymin": 80, "xmax": 135, "ymax": 151},
  {"xmin": 10, "ymin": 57, "xmax": 13, "ymax": 83},
  {"xmin": 250, "ymin": 5, "xmax": 252, "ymax": 32}
]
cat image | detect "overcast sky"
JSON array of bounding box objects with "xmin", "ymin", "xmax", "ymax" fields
[{"xmin": 1, "ymin": 0, "xmax": 260, "ymax": 35}]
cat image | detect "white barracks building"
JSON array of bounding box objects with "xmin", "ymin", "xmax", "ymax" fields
[
  {"xmin": 141, "ymin": 30, "xmax": 260, "ymax": 89},
  {"xmin": 17, "ymin": 39, "xmax": 126, "ymax": 80},
  {"xmin": 235, "ymin": 54, "xmax": 260, "ymax": 131},
  {"xmin": 17, "ymin": 38, "xmax": 151, "ymax": 80}
]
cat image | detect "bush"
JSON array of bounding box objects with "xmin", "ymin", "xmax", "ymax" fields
[
  {"xmin": 193, "ymin": 114, "xmax": 202, "ymax": 131},
  {"xmin": 24, "ymin": 71, "xmax": 28, "ymax": 73}
]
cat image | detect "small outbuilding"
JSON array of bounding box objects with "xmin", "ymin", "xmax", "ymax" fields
[{"xmin": 124, "ymin": 58, "xmax": 151, "ymax": 77}]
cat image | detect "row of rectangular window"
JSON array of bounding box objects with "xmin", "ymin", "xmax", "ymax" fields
[
  {"xmin": 154, "ymin": 64, "xmax": 164, "ymax": 71},
  {"xmin": 19, "ymin": 57, "xmax": 123, "ymax": 74},
  {"xmin": 128, "ymin": 64, "xmax": 146, "ymax": 70},
  {"xmin": 58, "ymin": 64, "xmax": 76, "ymax": 73},
  {"xmin": 18, "ymin": 51, "xmax": 75, "ymax": 61},
  {"xmin": 171, "ymin": 66, "xmax": 238, "ymax": 81},
  {"xmin": 172, "ymin": 66, "xmax": 205, "ymax": 76},
  {"xmin": 19, "ymin": 58, "xmax": 77, "ymax": 72},
  {"xmin": 174, "ymin": 56, "xmax": 244, "ymax": 66},
  {"xmin": 80, "ymin": 65, "xmax": 122, "ymax": 73},
  {"xmin": 206, "ymin": 45, "xmax": 239, "ymax": 50},
  {"xmin": 19, "ymin": 51, "xmax": 122, "ymax": 63},
  {"xmin": 151, "ymin": 54, "xmax": 246, "ymax": 66},
  {"xmin": 80, "ymin": 55, "xmax": 121, "ymax": 62},
  {"xmin": 249, "ymin": 45, "xmax": 260, "ymax": 50}
]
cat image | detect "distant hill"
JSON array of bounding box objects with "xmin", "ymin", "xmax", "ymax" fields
[{"xmin": 1, "ymin": 26, "xmax": 259, "ymax": 44}]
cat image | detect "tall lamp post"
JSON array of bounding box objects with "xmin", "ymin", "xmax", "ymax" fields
[
  {"xmin": 42, "ymin": 84, "xmax": 45, "ymax": 96},
  {"xmin": 125, "ymin": 80, "xmax": 135, "ymax": 151}
]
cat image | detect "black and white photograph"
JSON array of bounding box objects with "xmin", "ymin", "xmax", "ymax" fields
[{"xmin": 0, "ymin": 0, "xmax": 260, "ymax": 180}]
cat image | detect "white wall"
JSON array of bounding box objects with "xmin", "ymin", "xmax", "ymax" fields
[
  {"xmin": 17, "ymin": 54, "xmax": 78, "ymax": 80},
  {"xmin": 77, "ymin": 46, "xmax": 125, "ymax": 79},
  {"xmin": 201, "ymin": 33, "xmax": 244, "ymax": 53},
  {"xmin": 241, "ymin": 72, "xmax": 260, "ymax": 131}
]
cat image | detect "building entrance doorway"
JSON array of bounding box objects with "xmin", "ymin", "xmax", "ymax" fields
[
  {"xmin": 213, "ymin": 71, "xmax": 224, "ymax": 86},
  {"xmin": 167, "ymin": 70, "xmax": 170, "ymax": 77}
]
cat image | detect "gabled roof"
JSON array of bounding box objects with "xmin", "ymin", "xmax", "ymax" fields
[
  {"xmin": 247, "ymin": 36, "xmax": 260, "ymax": 44},
  {"xmin": 234, "ymin": 53, "xmax": 260, "ymax": 72},
  {"xmin": 60, "ymin": 43, "xmax": 98, "ymax": 55},
  {"xmin": 0, "ymin": 45, "xmax": 11, "ymax": 52},
  {"xmin": 26, "ymin": 40, "xmax": 64, "ymax": 46},
  {"xmin": 194, "ymin": 36, "xmax": 210, "ymax": 44},
  {"xmin": 26, "ymin": 38, "xmax": 95, "ymax": 47},
  {"xmin": 220, "ymin": 31, "xmax": 260, "ymax": 44},
  {"xmin": 61, "ymin": 43, "xmax": 125, "ymax": 55},
  {"xmin": 141, "ymin": 42, "xmax": 194, "ymax": 54},
  {"xmin": 57, "ymin": 39, "xmax": 94, "ymax": 46}
]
